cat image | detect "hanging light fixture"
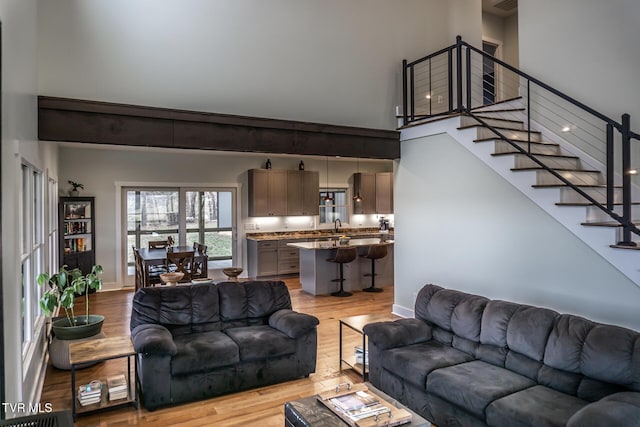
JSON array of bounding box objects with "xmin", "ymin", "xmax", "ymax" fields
[
  {"xmin": 353, "ymin": 158, "xmax": 363, "ymax": 202},
  {"xmin": 323, "ymin": 157, "xmax": 334, "ymax": 203}
]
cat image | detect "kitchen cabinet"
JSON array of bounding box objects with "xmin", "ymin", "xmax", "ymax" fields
[
  {"xmin": 247, "ymin": 240, "xmax": 278, "ymax": 277},
  {"xmin": 287, "ymin": 170, "xmax": 320, "ymax": 216},
  {"xmin": 248, "ymin": 169, "xmax": 287, "ymax": 217},
  {"xmin": 352, "ymin": 172, "xmax": 393, "ymax": 214},
  {"xmin": 247, "ymin": 238, "xmax": 305, "ymax": 277}
]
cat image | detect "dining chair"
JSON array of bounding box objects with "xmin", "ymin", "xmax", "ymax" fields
[
  {"xmin": 148, "ymin": 240, "xmax": 170, "ymax": 249},
  {"xmin": 133, "ymin": 246, "xmax": 162, "ymax": 289},
  {"xmin": 166, "ymin": 250, "xmax": 195, "ymax": 283},
  {"xmin": 191, "ymin": 243, "xmax": 209, "ymax": 279}
]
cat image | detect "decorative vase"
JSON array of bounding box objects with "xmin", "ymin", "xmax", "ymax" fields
[
  {"xmin": 70, "ymin": 190, "xmax": 79, "ymax": 197},
  {"xmin": 49, "ymin": 315, "xmax": 105, "ymax": 370}
]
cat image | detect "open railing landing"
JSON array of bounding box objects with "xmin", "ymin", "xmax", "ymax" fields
[{"xmin": 402, "ymin": 36, "xmax": 640, "ymax": 246}]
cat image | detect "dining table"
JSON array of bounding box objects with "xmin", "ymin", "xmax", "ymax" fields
[{"xmin": 136, "ymin": 246, "xmax": 208, "ymax": 288}]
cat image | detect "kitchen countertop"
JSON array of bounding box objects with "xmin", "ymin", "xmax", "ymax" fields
[
  {"xmin": 287, "ymin": 237, "xmax": 394, "ymax": 250},
  {"xmin": 246, "ymin": 228, "xmax": 393, "ymax": 241}
]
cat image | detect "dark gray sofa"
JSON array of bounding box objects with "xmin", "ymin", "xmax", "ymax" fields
[
  {"xmin": 363, "ymin": 284, "xmax": 640, "ymax": 427},
  {"xmin": 130, "ymin": 280, "xmax": 319, "ymax": 410}
]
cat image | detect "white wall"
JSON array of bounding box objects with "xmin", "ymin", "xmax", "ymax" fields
[
  {"xmin": 1, "ymin": 0, "xmax": 59, "ymax": 414},
  {"xmin": 38, "ymin": 0, "xmax": 462, "ymax": 131},
  {"xmin": 519, "ymin": 0, "xmax": 640, "ymax": 131},
  {"xmin": 57, "ymin": 144, "xmax": 392, "ymax": 286},
  {"xmin": 394, "ymin": 133, "xmax": 640, "ymax": 330}
]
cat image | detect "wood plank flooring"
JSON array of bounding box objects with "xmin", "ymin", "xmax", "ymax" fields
[{"xmin": 40, "ymin": 278, "xmax": 396, "ymax": 426}]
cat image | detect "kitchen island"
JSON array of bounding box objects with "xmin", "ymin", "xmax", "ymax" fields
[{"xmin": 287, "ymin": 238, "xmax": 394, "ymax": 295}]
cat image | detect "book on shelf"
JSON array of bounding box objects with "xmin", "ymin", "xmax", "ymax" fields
[
  {"xmin": 77, "ymin": 381, "xmax": 102, "ymax": 406},
  {"xmin": 354, "ymin": 346, "xmax": 368, "ymax": 365},
  {"xmin": 107, "ymin": 374, "xmax": 128, "ymax": 401}
]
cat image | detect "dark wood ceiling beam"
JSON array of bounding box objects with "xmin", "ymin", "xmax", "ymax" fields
[{"xmin": 38, "ymin": 97, "xmax": 400, "ymax": 159}]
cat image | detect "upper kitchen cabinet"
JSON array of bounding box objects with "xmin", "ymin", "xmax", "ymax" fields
[
  {"xmin": 353, "ymin": 172, "xmax": 393, "ymax": 214},
  {"xmin": 248, "ymin": 169, "xmax": 287, "ymax": 216},
  {"xmin": 287, "ymin": 170, "xmax": 320, "ymax": 216}
]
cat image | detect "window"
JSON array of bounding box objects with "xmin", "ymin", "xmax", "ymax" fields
[
  {"xmin": 20, "ymin": 163, "xmax": 45, "ymax": 350},
  {"xmin": 319, "ymin": 188, "xmax": 348, "ymax": 224}
]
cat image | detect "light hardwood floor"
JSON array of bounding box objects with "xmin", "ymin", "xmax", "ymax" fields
[{"xmin": 40, "ymin": 278, "xmax": 396, "ymax": 426}]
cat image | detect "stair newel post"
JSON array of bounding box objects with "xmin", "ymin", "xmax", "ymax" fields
[
  {"xmin": 402, "ymin": 59, "xmax": 408, "ymax": 126},
  {"xmin": 465, "ymin": 46, "xmax": 471, "ymax": 112},
  {"xmin": 618, "ymin": 113, "xmax": 636, "ymax": 246},
  {"xmin": 448, "ymin": 48, "xmax": 453, "ymax": 113},
  {"xmin": 606, "ymin": 123, "xmax": 614, "ymax": 211},
  {"xmin": 410, "ymin": 64, "xmax": 415, "ymax": 122},
  {"xmin": 456, "ymin": 35, "xmax": 463, "ymax": 112},
  {"xmin": 527, "ymin": 80, "xmax": 531, "ymax": 154}
]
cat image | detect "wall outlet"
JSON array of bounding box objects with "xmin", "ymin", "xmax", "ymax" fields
[
  {"xmin": 245, "ymin": 223, "xmax": 256, "ymax": 230},
  {"xmin": 437, "ymin": 95, "xmax": 443, "ymax": 104}
]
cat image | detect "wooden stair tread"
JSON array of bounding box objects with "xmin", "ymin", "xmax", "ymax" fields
[
  {"xmin": 583, "ymin": 221, "xmax": 640, "ymax": 227},
  {"xmin": 511, "ymin": 167, "xmax": 598, "ymax": 173},
  {"xmin": 461, "ymin": 124, "xmax": 541, "ymax": 133},
  {"xmin": 533, "ymin": 184, "xmax": 613, "ymax": 189},
  {"xmin": 557, "ymin": 201, "xmax": 640, "ymax": 206},
  {"xmin": 491, "ymin": 152, "xmax": 579, "ymax": 159},
  {"xmin": 610, "ymin": 244, "xmax": 640, "ymax": 250},
  {"xmin": 475, "ymin": 140, "xmax": 559, "ymax": 147}
]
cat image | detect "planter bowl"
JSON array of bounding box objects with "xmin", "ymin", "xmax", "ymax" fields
[{"xmin": 52, "ymin": 315, "xmax": 104, "ymax": 340}]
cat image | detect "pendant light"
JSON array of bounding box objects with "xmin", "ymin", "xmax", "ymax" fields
[
  {"xmin": 353, "ymin": 158, "xmax": 363, "ymax": 202},
  {"xmin": 323, "ymin": 157, "xmax": 334, "ymax": 203}
]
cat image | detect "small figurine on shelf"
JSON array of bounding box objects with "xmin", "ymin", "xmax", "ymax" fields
[
  {"xmin": 299, "ymin": 160, "xmax": 305, "ymax": 171},
  {"xmin": 265, "ymin": 159, "xmax": 272, "ymax": 169},
  {"xmin": 68, "ymin": 180, "xmax": 84, "ymax": 197}
]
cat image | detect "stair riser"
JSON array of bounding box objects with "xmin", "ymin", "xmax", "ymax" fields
[
  {"xmin": 585, "ymin": 205, "xmax": 640, "ymax": 223},
  {"xmin": 461, "ymin": 115, "xmax": 524, "ymax": 130},
  {"xmin": 477, "ymin": 127, "xmax": 541, "ymax": 142},
  {"xmin": 495, "ymin": 140, "xmax": 559, "ymax": 156},
  {"xmin": 559, "ymin": 187, "xmax": 621, "ymax": 204},
  {"xmin": 615, "ymin": 228, "xmax": 640, "ymax": 243},
  {"xmin": 536, "ymin": 170, "xmax": 604, "ymax": 186},
  {"xmin": 514, "ymin": 155, "xmax": 581, "ymax": 170}
]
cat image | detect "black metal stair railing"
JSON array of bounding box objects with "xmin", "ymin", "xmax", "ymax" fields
[{"xmin": 402, "ymin": 36, "xmax": 640, "ymax": 246}]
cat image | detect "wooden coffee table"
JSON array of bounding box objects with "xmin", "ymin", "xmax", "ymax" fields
[
  {"xmin": 339, "ymin": 314, "xmax": 396, "ymax": 381},
  {"xmin": 68, "ymin": 335, "xmax": 138, "ymax": 420},
  {"xmin": 284, "ymin": 383, "xmax": 431, "ymax": 427}
]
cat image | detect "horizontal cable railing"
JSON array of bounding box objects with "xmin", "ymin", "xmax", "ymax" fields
[{"xmin": 402, "ymin": 36, "xmax": 640, "ymax": 245}]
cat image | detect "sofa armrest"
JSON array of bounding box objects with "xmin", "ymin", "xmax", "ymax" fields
[
  {"xmin": 269, "ymin": 309, "xmax": 319, "ymax": 339},
  {"xmin": 567, "ymin": 392, "xmax": 640, "ymax": 427},
  {"xmin": 131, "ymin": 324, "xmax": 178, "ymax": 356},
  {"xmin": 363, "ymin": 318, "xmax": 432, "ymax": 350}
]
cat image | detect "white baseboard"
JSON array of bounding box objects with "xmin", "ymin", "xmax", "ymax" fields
[{"xmin": 391, "ymin": 304, "xmax": 414, "ymax": 318}]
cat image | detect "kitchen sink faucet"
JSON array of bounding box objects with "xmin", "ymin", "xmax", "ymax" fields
[{"xmin": 334, "ymin": 218, "xmax": 342, "ymax": 234}]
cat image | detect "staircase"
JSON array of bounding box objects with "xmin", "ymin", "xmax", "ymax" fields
[{"xmin": 399, "ymin": 97, "xmax": 640, "ymax": 286}]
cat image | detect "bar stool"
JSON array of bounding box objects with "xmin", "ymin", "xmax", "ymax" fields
[
  {"xmin": 327, "ymin": 247, "xmax": 357, "ymax": 297},
  {"xmin": 361, "ymin": 244, "xmax": 388, "ymax": 293}
]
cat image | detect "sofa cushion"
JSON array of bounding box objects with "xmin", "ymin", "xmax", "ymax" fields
[
  {"xmin": 171, "ymin": 331, "xmax": 239, "ymax": 376},
  {"xmin": 225, "ymin": 325, "xmax": 296, "ymax": 361},
  {"xmin": 567, "ymin": 392, "xmax": 640, "ymax": 427},
  {"xmin": 382, "ymin": 341, "xmax": 474, "ymax": 389},
  {"xmin": 427, "ymin": 360, "xmax": 536, "ymax": 419},
  {"xmin": 486, "ymin": 385, "xmax": 587, "ymax": 427},
  {"xmin": 218, "ymin": 281, "xmax": 292, "ymax": 326}
]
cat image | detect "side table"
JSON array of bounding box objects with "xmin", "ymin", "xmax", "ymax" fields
[
  {"xmin": 69, "ymin": 335, "xmax": 138, "ymax": 420},
  {"xmin": 339, "ymin": 314, "xmax": 395, "ymax": 382}
]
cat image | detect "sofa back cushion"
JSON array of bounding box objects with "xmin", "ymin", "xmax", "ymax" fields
[
  {"xmin": 218, "ymin": 280, "xmax": 291, "ymax": 328},
  {"xmin": 545, "ymin": 314, "xmax": 640, "ymax": 393},
  {"xmin": 130, "ymin": 280, "xmax": 291, "ymax": 335}
]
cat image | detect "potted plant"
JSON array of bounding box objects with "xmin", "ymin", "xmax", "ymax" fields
[
  {"xmin": 38, "ymin": 264, "xmax": 104, "ymax": 340},
  {"xmin": 68, "ymin": 180, "xmax": 84, "ymax": 196}
]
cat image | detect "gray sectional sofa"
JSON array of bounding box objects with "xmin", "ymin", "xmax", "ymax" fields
[
  {"xmin": 130, "ymin": 280, "xmax": 319, "ymax": 410},
  {"xmin": 363, "ymin": 284, "xmax": 640, "ymax": 427}
]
